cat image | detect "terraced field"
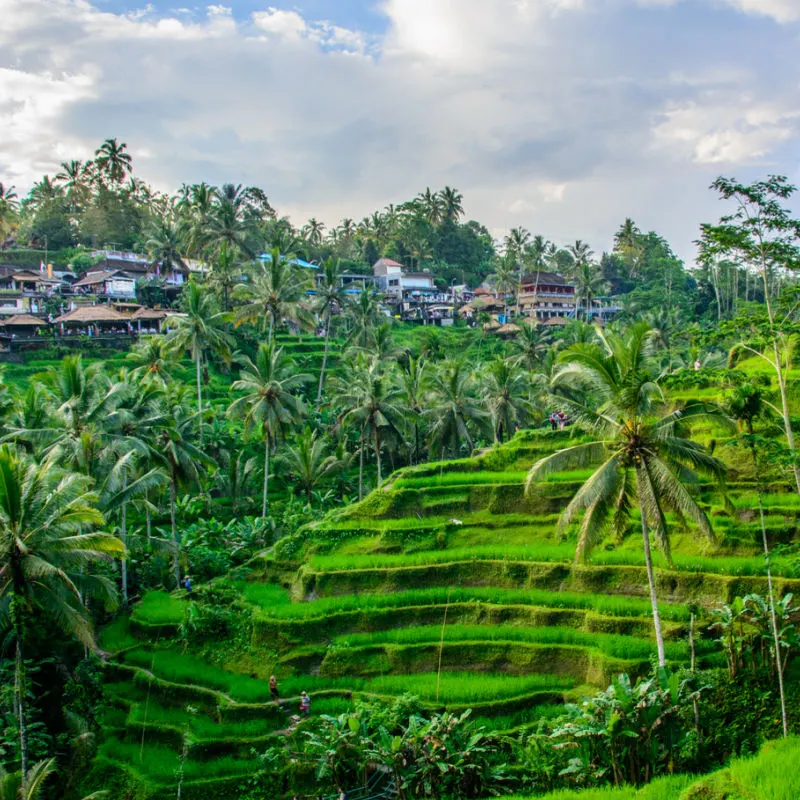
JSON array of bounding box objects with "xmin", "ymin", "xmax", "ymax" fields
[{"xmin": 95, "ymin": 425, "xmax": 800, "ymax": 798}]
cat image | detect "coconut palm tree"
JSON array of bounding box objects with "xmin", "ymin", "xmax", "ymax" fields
[
  {"xmin": 416, "ymin": 188, "xmax": 444, "ymax": 227},
  {"xmin": 93, "ymin": 138, "xmax": 132, "ymax": 185},
  {"xmin": 314, "ymin": 258, "xmax": 347, "ymax": 407},
  {"xmin": 333, "ymin": 357, "xmax": 406, "ymax": 488},
  {"xmin": 126, "ymin": 336, "xmax": 171, "ymax": 387},
  {"xmin": 279, "ymin": 428, "xmax": 331, "ymax": 504},
  {"xmin": 232, "ymin": 248, "xmax": 310, "ymax": 343},
  {"xmin": 726, "ymin": 382, "xmax": 788, "ymax": 736},
  {"xmin": 0, "ymin": 183, "xmax": 19, "ymax": 246},
  {"xmin": 150, "ymin": 385, "xmax": 214, "ymax": 586},
  {"xmin": 525, "ymin": 322, "xmax": 727, "ymax": 666},
  {"xmin": 0, "ymin": 446, "xmax": 122, "ymax": 777},
  {"xmin": 511, "ymin": 323, "xmax": 552, "ymax": 371},
  {"xmin": 490, "ymin": 258, "xmax": 518, "ymax": 322},
  {"xmin": 345, "ymin": 289, "xmax": 382, "ymax": 351},
  {"xmin": 228, "ymin": 343, "xmax": 311, "ymax": 515},
  {"xmin": 303, "ymin": 218, "xmax": 326, "ymax": 246},
  {"xmin": 504, "ymin": 227, "xmax": 531, "ymax": 262},
  {"xmin": 426, "ymin": 360, "xmax": 488, "ymax": 459},
  {"xmin": 146, "ymin": 214, "xmax": 189, "ymax": 273},
  {"xmin": 400, "ymin": 357, "xmax": 428, "ymax": 465},
  {"xmin": 482, "ymin": 359, "xmax": 534, "ymax": 443},
  {"xmin": 573, "ymin": 262, "xmax": 607, "ymax": 320},
  {"xmin": 207, "ymin": 241, "xmax": 242, "ymax": 312},
  {"xmin": 0, "ymin": 757, "xmax": 107, "ymax": 800},
  {"xmin": 614, "ymin": 218, "xmax": 643, "ymax": 278},
  {"xmin": 440, "ymin": 187, "xmax": 464, "ymax": 221},
  {"xmin": 164, "ymin": 279, "xmax": 233, "ymax": 446}
]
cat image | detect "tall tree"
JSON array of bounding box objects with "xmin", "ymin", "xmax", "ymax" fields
[
  {"xmin": 482, "ymin": 359, "xmax": 533, "ymax": 443},
  {"xmin": 703, "ymin": 176, "xmax": 800, "ymax": 495},
  {"xmin": 279, "ymin": 428, "xmax": 331, "ymax": 504},
  {"xmin": 334, "ymin": 357, "xmax": 406, "ymax": 487},
  {"xmin": 314, "ymin": 258, "xmax": 347, "ymax": 407},
  {"xmin": 726, "ymin": 382, "xmax": 788, "ymax": 737},
  {"xmin": 228, "ymin": 343, "xmax": 310, "ymax": 515},
  {"xmin": 93, "ymin": 138, "xmax": 132, "ymax": 185},
  {"xmin": 440, "ymin": 187, "xmax": 464, "ymax": 222},
  {"xmin": 426, "ymin": 360, "xmax": 488, "ymax": 458},
  {"xmin": 164, "ymin": 280, "xmax": 233, "ymax": 447},
  {"xmin": 0, "ymin": 446, "xmax": 122, "ymax": 778},
  {"xmin": 525, "ymin": 322, "xmax": 726, "ymax": 665},
  {"xmin": 232, "ymin": 248, "xmax": 310, "ymax": 343}
]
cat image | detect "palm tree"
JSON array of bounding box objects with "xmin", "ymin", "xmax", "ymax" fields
[
  {"xmin": 426, "ymin": 360, "xmax": 488, "ymax": 458},
  {"xmin": 146, "ymin": 214, "xmax": 189, "ymax": 273},
  {"xmin": 490, "ymin": 258, "xmax": 518, "ymax": 322},
  {"xmin": 573, "ymin": 262, "xmax": 607, "ymax": 320},
  {"xmin": 416, "ymin": 188, "xmax": 444, "ymax": 227},
  {"xmin": 440, "ymin": 187, "xmax": 465, "ymax": 222},
  {"xmin": 228, "ymin": 343, "xmax": 310, "ymax": 515},
  {"xmin": 726, "ymin": 382, "xmax": 788, "ymax": 737},
  {"xmin": 164, "ymin": 280, "xmax": 233, "ymax": 447},
  {"xmin": 0, "ymin": 757, "xmax": 107, "ymax": 800},
  {"xmin": 0, "ymin": 183, "xmax": 19, "ymax": 246},
  {"xmin": 279, "ymin": 428, "xmax": 331, "ymax": 504},
  {"xmin": 334, "ymin": 357, "xmax": 406, "ymax": 488},
  {"xmin": 345, "ymin": 289, "xmax": 382, "ymax": 350},
  {"xmin": 482, "ymin": 359, "xmax": 534, "ymax": 443},
  {"xmin": 93, "ymin": 138, "xmax": 132, "ymax": 185},
  {"xmin": 511, "ymin": 323, "xmax": 551, "ymax": 371},
  {"xmin": 151, "ymin": 385, "xmax": 214, "ymax": 586},
  {"xmin": 232, "ymin": 249, "xmax": 310, "ymax": 343},
  {"xmin": 504, "ymin": 227, "xmax": 531, "ymax": 262},
  {"xmin": 207, "ymin": 241, "xmax": 241, "ymax": 311},
  {"xmin": 303, "ymin": 218, "xmax": 326, "ymax": 246},
  {"xmin": 400, "ymin": 357, "xmax": 428, "ymax": 465},
  {"xmin": 0, "ymin": 446, "xmax": 122, "ymax": 777},
  {"xmin": 525, "ymin": 323, "xmax": 726, "ymax": 666},
  {"xmin": 614, "ymin": 218, "xmax": 643, "ymax": 278},
  {"xmin": 209, "ymin": 187, "xmax": 253, "ymax": 257},
  {"xmin": 567, "ymin": 240, "xmax": 594, "ymax": 272},
  {"xmin": 314, "ymin": 258, "xmax": 347, "ymax": 407},
  {"xmin": 3, "ymin": 356, "xmax": 127, "ymax": 473},
  {"xmin": 126, "ymin": 337, "xmax": 170, "ymax": 386}
]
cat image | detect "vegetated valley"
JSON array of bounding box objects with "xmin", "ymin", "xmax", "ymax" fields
[{"xmin": 0, "ymin": 148, "xmax": 799, "ymax": 799}]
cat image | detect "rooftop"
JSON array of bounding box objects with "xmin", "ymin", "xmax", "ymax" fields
[{"xmin": 54, "ymin": 306, "xmax": 131, "ymax": 324}]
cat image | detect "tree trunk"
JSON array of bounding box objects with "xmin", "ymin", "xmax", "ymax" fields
[
  {"xmin": 170, "ymin": 475, "xmax": 181, "ymax": 588},
  {"xmin": 145, "ymin": 492, "xmax": 152, "ymax": 543},
  {"xmin": 771, "ymin": 340, "xmax": 800, "ymax": 494},
  {"xmin": 752, "ymin": 445, "xmax": 788, "ymax": 737},
  {"xmin": 268, "ymin": 315, "xmax": 274, "ymax": 347},
  {"xmin": 759, "ymin": 246, "xmax": 800, "ymax": 495},
  {"xmin": 121, "ymin": 473, "xmax": 128, "ymax": 605},
  {"xmin": 374, "ymin": 426, "xmax": 382, "ymax": 486},
  {"xmin": 639, "ymin": 499, "xmax": 666, "ymax": 666},
  {"xmin": 316, "ymin": 309, "xmax": 332, "ymax": 409},
  {"xmin": 262, "ymin": 434, "xmax": 270, "ymax": 517},
  {"xmin": 358, "ymin": 426, "xmax": 364, "ymax": 502},
  {"xmin": 195, "ymin": 351, "xmax": 203, "ymax": 449},
  {"xmin": 13, "ymin": 598, "xmax": 28, "ymax": 783}
]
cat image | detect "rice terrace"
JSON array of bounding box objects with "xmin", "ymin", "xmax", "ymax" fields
[{"xmin": 3, "ymin": 2, "xmax": 800, "ymax": 798}]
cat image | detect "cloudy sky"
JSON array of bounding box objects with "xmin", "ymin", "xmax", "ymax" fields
[{"xmin": 1, "ymin": 0, "xmax": 799, "ymax": 260}]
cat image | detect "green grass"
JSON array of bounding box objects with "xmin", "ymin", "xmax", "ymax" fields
[
  {"xmin": 309, "ymin": 544, "xmax": 789, "ymax": 577},
  {"xmin": 238, "ymin": 581, "xmax": 291, "ymax": 608},
  {"xmin": 278, "ymin": 671, "xmax": 575, "ymax": 704},
  {"xmin": 252, "ymin": 586, "xmax": 690, "ymax": 622},
  {"xmin": 131, "ymin": 591, "xmax": 188, "ymax": 626},
  {"xmin": 126, "ymin": 700, "xmax": 280, "ymax": 739},
  {"xmin": 99, "ymin": 737, "xmax": 255, "ymax": 782},
  {"xmin": 332, "ymin": 624, "xmax": 701, "ymax": 662},
  {"xmin": 100, "ymin": 617, "xmax": 140, "ymax": 652},
  {"xmin": 121, "ymin": 648, "xmax": 272, "ymax": 703},
  {"xmin": 394, "ymin": 471, "xmax": 528, "ymax": 488},
  {"xmin": 503, "ymin": 775, "xmax": 694, "ymax": 799}
]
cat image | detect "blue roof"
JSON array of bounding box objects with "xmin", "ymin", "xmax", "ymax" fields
[{"xmin": 257, "ymin": 253, "xmax": 319, "ymax": 270}]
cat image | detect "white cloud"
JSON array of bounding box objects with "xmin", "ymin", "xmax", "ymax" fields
[
  {"xmin": 638, "ymin": 0, "xmax": 800, "ymax": 22},
  {"xmin": 0, "ymin": 0, "xmax": 798, "ymax": 263}
]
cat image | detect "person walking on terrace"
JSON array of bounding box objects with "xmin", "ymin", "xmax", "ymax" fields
[
  {"xmin": 300, "ymin": 691, "xmax": 311, "ymax": 715},
  {"xmin": 270, "ymin": 675, "xmax": 279, "ymax": 702}
]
